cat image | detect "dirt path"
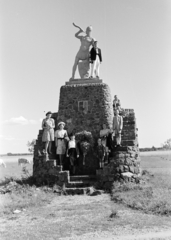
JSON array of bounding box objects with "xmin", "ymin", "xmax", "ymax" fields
[{"xmin": 1, "ymin": 194, "xmax": 171, "ymax": 240}]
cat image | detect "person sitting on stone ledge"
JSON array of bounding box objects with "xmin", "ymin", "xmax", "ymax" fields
[
  {"xmin": 96, "ymin": 138, "xmax": 105, "ymax": 169},
  {"xmin": 113, "ymin": 109, "xmax": 123, "ymax": 147},
  {"xmin": 113, "ymin": 95, "xmax": 121, "ymax": 111},
  {"xmin": 66, "ymin": 132, "xmax": 79, "ymax": 175},
  {"xmin": 89, "ymin": 41, "xmax": 102, "ymax": 79},
  {"xmin": 42, "ymin": 111, "xmax": 55, "ymax": 155},
  {"xmin": 55, "ymin": 122, "xmax": 69, "ymax": 166},
  {"xmin": 100, "ymin": 123, "xmax": 112, "ymax": 164}
]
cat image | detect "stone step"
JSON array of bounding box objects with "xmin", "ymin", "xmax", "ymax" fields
[
  {"xmin": 66, "ymin": 181, "xmax": 95, "ymax": 188},
  {"xmin": 64, "ymin": 187, "xmax": 91, "ymax": 195},
  {"xmin": 69, "ymin": 175, "xmax": 96, "ymax": 182}
]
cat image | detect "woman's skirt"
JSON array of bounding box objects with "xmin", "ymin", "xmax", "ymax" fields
[
  {"xmin": 42, "ymin": 129, "xmax": 54, "ymax": 142},
  {"xmin": 56, "ymin": 139, "xmax": 66, "ymax": 155}
]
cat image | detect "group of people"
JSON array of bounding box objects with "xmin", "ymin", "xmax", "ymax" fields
[
  {"xmin": 41, "ymin": 99, "xmax": 123, "ymax": 172},
  {"xmin": 71, "ymin": 23, "xmax": 102, "ymax": 79},
  {"xmin": 97, "ymin": 102, "xmax": 123, "ymax": 169},
  {"xmin": 42, "ymin": 112, "xmax": 78, "ymax": 174}
]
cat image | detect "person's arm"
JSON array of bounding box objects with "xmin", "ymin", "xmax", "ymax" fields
[
  {"xmin": 66, "ymin": 141, "xmax": 69, "ymax": 157},
  {"xmin": 113, "ymin": 117, "xmax": 116, "ymax": 130},
  {"xmin": 42, "ymin": 119, "xmax": 46, "ymax": 129},
  {"xmin": 51, "ymin": 119, "xmax": 55, "ymax": 129},
  {"xmin": 64, "ymin": 130, "xmax": 69, "ymax": 141},
  {"xmin": 99, "ymin": 49, "xmax": 102, "ymax": 62},
  {"xmin": 76, "ymin": 142, "xmax": 79, "ymax": 157},
  {"xmin": 55, "ymin": 131, "xmax": 58, "ymax": 147}
]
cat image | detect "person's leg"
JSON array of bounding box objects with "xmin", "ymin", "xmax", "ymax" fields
[
  {"xmin": 48, "ymin": 141, "xmax": 52, "ymax": 154},
  {"xmin": 96, "ymin": 58, "xmax": 100, "ymax": 77},
  {"xmin": 45, "ymin": 141, "xmax": 49, "ymax": 153},
  {"xmin": 59, "ymin": 154, "xmax": 63, "ymax": 166},
  {"xmin": 118, "ymin": 133, "xmax": 122, "ymax": 146},
  {"xmin": 116, "ymin": 131, "xmax": 121, "ymax": 146},
  {"xmin": 71, "ymin": 57, "xmax": 79, "ymax": 79},
  {"xmin": 105, "ymin": 147, "xmax": 109, "ymax": 164},
  {"xmin": 90, "ymin": 60, "xmax": 96, "ymax": 77}
]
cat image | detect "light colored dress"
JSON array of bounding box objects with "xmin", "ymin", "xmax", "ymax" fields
[
  {"xmin": 55, "ymin": 129, "xmax": 68, "ymax": 155},
  {"xmin": 42, "ymin": 118, "xmax": 55, "ymax": 142}
]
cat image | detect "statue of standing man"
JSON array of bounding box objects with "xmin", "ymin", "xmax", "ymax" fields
[{"xmin": 70, "ymin": 23, "xmax": 95, "ymax": 80}]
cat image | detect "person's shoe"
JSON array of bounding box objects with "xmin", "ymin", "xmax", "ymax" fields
[
  {"xmin": 96, "ymin": 76, "xmax": 99, "ymax": 79},
  {"xmin": 89, "ymin": 76, "xmax": 93, "ymax": 79}
]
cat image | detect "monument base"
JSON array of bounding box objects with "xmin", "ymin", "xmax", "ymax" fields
[{"xmin": 66, "ymin": 78, "xmax": 103, "ymax": 85}]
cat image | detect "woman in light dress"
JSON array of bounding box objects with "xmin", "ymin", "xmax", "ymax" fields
[
  {"xmin": 55, "ymin": 122, "xmax": 69, "ymax": 166},
  {"xmin": 71, "ymin": 23, "xmax": 95, "ymax": 79},
  {"xmin": 42, "ymin": 111, "xmax": 55, "ymax": 155}
]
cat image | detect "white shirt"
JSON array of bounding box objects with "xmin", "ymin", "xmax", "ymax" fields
[
  {"xmin": 55, "ymin": 129, "xmax": 67, "ymax": 139},
  {"xmin": 68, "ymin": 140, "xmax": 76, "ymax": 149}
]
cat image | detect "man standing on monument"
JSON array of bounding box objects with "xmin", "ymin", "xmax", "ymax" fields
[
  {"xmin": 113, "ymin": 109, "xmax": 123, "ymax": 147},
  {"xmin": 90, "ymin": 41, "xmax": 102, "ymax": 79},
  {"xmin": 71, "ymin": 23, "xmax": 95, "ymax": 79}
]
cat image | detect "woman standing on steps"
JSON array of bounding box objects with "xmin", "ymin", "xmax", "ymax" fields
[
  {"xmin": 55, "ymin": 122, "xmax": 69, "ymax": 166},
  {"xmin": 42, "ymin": 111, "xmax": 55, "ymax": 155}
]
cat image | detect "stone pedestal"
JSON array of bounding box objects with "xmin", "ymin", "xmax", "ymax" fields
[
  {"xmin": 56, "ymin": 81, "xmax": 113, "ymax": 175},
  {"xmin": 66, "ymin": 78, "xmax": 103, "ymax": 85},
  {"xmin": 58, "ymin": 81, "xmax": 113, "ymax": 137}
]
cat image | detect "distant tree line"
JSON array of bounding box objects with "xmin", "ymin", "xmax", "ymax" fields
[{"xmin": 140, "ymin": 138, "xmax": 171, "ymax": 152}]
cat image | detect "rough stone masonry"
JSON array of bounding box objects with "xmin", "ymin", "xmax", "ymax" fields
[{"xmin": 33, "ymin": 79, "xmax": 141, "ymax": 188}]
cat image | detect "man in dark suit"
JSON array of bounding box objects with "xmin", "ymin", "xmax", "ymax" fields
[{"xmin": 89, "ymin": 41, "xmax": 102, "ymax": 79}]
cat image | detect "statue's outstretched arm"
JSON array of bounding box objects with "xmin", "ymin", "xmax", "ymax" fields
[
  {"xmin": 73, "ymin": 23, "xmax": 85, "ymax": 39},
  {"xmin": 73, "ymin": 23, "xmax": 84, "ymax": 32}
]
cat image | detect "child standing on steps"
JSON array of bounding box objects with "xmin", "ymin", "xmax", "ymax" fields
[
  {"xmin": 96, "ymin": 138, "xmax": 105, "ymax": 169},
  {"xmin": 66, "ymin": 133, "xmax": 79, "ymax": 175}
]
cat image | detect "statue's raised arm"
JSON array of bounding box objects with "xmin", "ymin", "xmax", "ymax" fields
[
  {"xmin": 73, "ymin": 23, "xmax": 84, "ymax": 32},
  {"xmin": 71, "ymin": 23, "xmax": 94, "ymax": 79},
  {"xmin": 73, "ymin": 23, "xmax": 85, "ymax": 40}
]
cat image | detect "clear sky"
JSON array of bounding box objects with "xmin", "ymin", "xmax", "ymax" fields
[{"xmin": 0, "ymin": 0, "xmax": 171, "ymax": 154}]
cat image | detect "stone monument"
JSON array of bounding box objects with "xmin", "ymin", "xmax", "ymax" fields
[{"xmin": 33, "ymin": 24, "xmax": 141, "ymax": 189}]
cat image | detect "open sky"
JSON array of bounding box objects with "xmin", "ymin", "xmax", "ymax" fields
[{"xmin": 0, "ymin": 0, "xmax": 171, "ymax": 154}]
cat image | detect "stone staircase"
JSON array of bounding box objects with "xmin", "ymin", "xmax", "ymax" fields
[{"xmin": 64, "ymin": 175, "xmax": 97, "ymax": 195}]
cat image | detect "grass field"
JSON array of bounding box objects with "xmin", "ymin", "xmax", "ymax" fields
[
  {"xmin": 1, "ymin": 151, "xmax": 171, "ymax": 180},
  {"xmin": 0, "ymin": 151, "xmax": 171, "ymax": 240},
  {"xmin": 0, "ymin": 156, "xmax": 33, "ymax": 180}
]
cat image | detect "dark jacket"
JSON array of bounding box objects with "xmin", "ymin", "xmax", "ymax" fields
[{"xmin": 90, "ymin": 47, "xmax": 102, "ymax": 63}]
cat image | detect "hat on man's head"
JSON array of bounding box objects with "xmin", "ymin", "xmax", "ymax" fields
[
  {"xmin": 58, "ymin": 121, "xmax": 65, "ymax": 127},
  {"xmin": 46, "ymin": 111, "xmax": 52, "ymax": 116}
]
